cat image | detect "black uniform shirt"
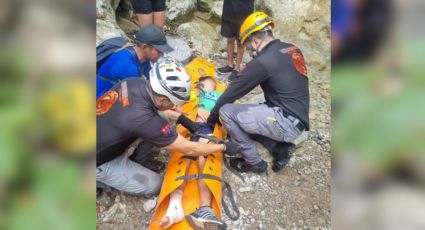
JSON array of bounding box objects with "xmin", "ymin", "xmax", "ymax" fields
[
  {"xmin": 96, "ymin": 78, "xmax": 178, "ymax": 166},
  {"xmin": 210, "ymin": 39, "xmax": 310, "ymax": 130}
]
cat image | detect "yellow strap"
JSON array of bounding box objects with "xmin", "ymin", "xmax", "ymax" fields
[{"xmin": 115, "ymin": 42, "xmax": 133, "ymax": 52}]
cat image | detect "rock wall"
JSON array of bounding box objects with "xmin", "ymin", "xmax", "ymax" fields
[
  {"xmin": 96, "ymin": 0, "xmax": 128, "ymax": 45},
  {"xmin": 96, "ymin": 0, "xmax": 330, "ymax": 72}
]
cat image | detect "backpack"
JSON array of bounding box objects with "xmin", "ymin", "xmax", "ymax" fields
[{"xmin": 96, "ymin": 37, "xmax": 137, "ymax": 83}]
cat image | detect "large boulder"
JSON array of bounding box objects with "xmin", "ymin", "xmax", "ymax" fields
[
  {"xmin": 177, "ymin": 18, "xmax": 219, "ymax": 58},
  {"xmin": 96, "ymin": 0, "xmax": 128, "ymax": 45},
  {"xmin": 254, "ymin": 0, "xmax": 330, "ymax": 75},
  {"xmin": 209, "ymin": 1, "xmax": 223, "ymax": 23},
  {"xmin": 197, "ymin": 0, "xmax": 218, "ymax": 12},
  {"xmin": 256, "ymin": 0, "xmax": 330, "ymax": 48},
  {"xmin": 116, "ymin": 0, "xmax": 135, "ymax": 20},
  {"xmin": 166, "ymin": 0, "xmax": 197, "ymax": 23},
  {"xmin": 166, "ymin": 36, "xmax": 193, "ymax": 64},
  {"xmin": 116, "ymin": 16, "xmax": 139, "ymax": 34}
]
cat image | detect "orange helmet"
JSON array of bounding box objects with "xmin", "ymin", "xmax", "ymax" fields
[{"xmin": 239, "ymin": 12, "xmax": 275, "ymax": 45}]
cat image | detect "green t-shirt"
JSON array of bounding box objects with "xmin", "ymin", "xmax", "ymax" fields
[{"xmin": 198, "ymin": 90, "xmax": 222, "ymax": 112}]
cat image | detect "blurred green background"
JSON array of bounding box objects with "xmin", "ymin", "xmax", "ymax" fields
[
  {"xmin": 332, "ymin": 0, "xmax": 425, "ymax": 229},
  {"xmin": 333, "ymin": 39, "xmax": 425, "ymax": 170},
  {"xmin": 0, "ymin": 0, "xmax": 96, "ymax": 229}
]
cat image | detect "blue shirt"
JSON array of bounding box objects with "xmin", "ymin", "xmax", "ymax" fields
[
  {"xmin": 96, "ymin": 48, "xmax": 151, "ymax": 99},
  {"xmin": 331, "ymin": 0, "xmax": 354, "ymax": 40}
]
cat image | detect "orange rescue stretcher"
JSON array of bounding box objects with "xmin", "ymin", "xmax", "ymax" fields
[{"xmin": 149, "ymin": 57, "xmax": 232, "ymax": 230}]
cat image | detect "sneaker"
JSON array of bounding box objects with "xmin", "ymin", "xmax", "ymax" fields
[
  {"xmin": 217, "ymin": 65, "xmax": 234, "ymax": 74},
  {"xmin": 186, "ymin": 206, "xmax": 226, "ymax": 230},
  {"xmin": 229, "ymin": 158, "xmax": 267, "ymax": 173},
  {"xmin": 272, "ymin": 142, "xmax": 295, "ymax": 172}
]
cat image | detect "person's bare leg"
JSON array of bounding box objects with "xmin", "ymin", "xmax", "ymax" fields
[
  {"xmin": 197, "ymin": 138, "xmax": 212, "ymax": 207},
  {"xmin": 227, "ymin": 38, "xmax": 235, "ymax": 68},
  {"xmin": 159, "ymin": 160, "xmax": 190, "ymax": 228},
  {"xmin": 153, "ymin": 11, "xmax": 165, "ymax": 30},
  {"xmin": 136, "ymin": 13, "xmax": 153, "ymax": 27},
  {"xmin": 235, "ymin": 43, "xmax": 244, "ymax": 71}
]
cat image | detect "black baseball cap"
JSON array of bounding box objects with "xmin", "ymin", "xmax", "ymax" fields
[{"xmin": 134, "ymin": 25, "xmax": 174, "ymax": 53}]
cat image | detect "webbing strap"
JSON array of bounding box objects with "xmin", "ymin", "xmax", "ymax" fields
[
  {"xmin": 223, "ymin": 156, "xmax": 246, "ymax": 182},
  {"xmin": 175, "ymin": 173, "xmax": 240, "ymax": 220},
  {"xmin": 221, "ymin": 180, "xmax": 240, "ymax": 220},
  {"xmin": 192, "ymin": 132, "xmax": 224, "ymax": 144},
  {"xmin": 189, "ymin": 132, "xmax": 246, "ymax": 182},
  {"xmin": 175, "ymin": 173, "xmax": 221, "ymax": 182},
  {"xmin": 180, "ymin": 156, "xmax": 198, "ymax": 161}
]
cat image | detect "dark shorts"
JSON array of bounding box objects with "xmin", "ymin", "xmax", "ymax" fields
[
  {"xmin": 190, "ymin": 122, "xmax": 214, "ymax": 142},
  {"xmin": 221, "ymin": 20, "xmax": 242, "ymax": 41},
  {"xmin": 130, "ymin": 0, "xmax": 166, "ymax": 14}
]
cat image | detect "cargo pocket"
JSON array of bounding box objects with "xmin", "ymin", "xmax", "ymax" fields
[
  {"xmin": 278, "ymin": 117, "xmax": 301, "ymax": 143},
  {"xmin": 236, "ymin": 110, "xmax": 259, "ymax": 134}
]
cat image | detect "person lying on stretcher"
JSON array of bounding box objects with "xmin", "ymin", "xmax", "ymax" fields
[{"xmin": 159, "ymin": 76, "xmax": 226, "ymax": 230}]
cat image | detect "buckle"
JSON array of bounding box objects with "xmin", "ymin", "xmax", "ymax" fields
[{"xmin": 287, "ymin": 115, "xmax": 305, "ymax": 132}]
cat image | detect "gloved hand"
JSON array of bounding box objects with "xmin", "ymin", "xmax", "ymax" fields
[
  {"xmin": 207, "ymin": 110, "xmax": 220, "ymax": 129},
  {"xmin": 222, "ymin": 140, "xmax": 240, "ymax": 156},
  {"xmin": 176, "ymin": 115, "xmax": 200, "ymax": 133}
]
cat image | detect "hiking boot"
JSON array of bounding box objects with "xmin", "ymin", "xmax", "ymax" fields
[
  {"xmin": 186, "ymin": 206, "xmax": 226, "ymax": 230},
  {"xmin": 130, "ymin": 154, "xmax": 165, "ymax": 173},
  {"xmin": 229, "ymin": 158, "xmax": 267, "ymax": 173},
  {"xmin": 228, "ymin": 70, "xmax": 239, "ymax": 81},
  {"xmin": 96, "ymin": 187, "xmax": 103, "ymax": 199},
  {"xmin": 272, "ymin": 142, "xmax": 295, "ymax": 172},
  {"xmin": 140, "ymin": 158, "xmax": 166, "ymax": 173},
  {"xmin": 217, "ymin": 65, "xmax": 234, "ymax": 74}
]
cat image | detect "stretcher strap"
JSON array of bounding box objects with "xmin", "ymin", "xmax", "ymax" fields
[
  {"xmin": 175, "ymin": 174, "xmax": 240, "ymax": 220},
  {"xmin": 192, "ymin": 132, "xmax": 224, "ymax": 144},
  {"xmin": 189, "ymin": 132, "xmax": 246, "ymax": 182},
  {"xmin": 175, "ymin": 173, "xmax": 221, "ymax": 182},
  {"xmin": 221, "ymin": 180, "xmax": 240, "ymax": 220},
  {"xmin": 223, "ymin": 155, "xmax": 246, "ymax": 182},
  {"xmin": 180, "ymin": 156, "xmax": 198, "ymax": 161}
]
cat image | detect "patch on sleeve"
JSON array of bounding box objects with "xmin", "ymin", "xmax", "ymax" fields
[
  {"xmin": 96, "ymin": 90, "xmax": 119, "ymax": 115},
  {"xmin": 161, "ymin": 124, "xmax": 172, "ymax": 135},
  {"xmin": 281, "ymin": 46, "xmax": 308, "ymax": 77},
  {"xmin": 120, "ymin": 81, "xmax": 129, "ymax": 107},
  {"xmin": 291, "ymin": 52, "xmax": 308, "ymax": 77},
  {"xmin": 280, "ymin": 46, "xmax": 298, "ymax": 54}
]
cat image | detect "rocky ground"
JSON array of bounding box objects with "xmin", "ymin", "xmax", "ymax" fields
[{"xmin": 96, "ymin": 0, "xmax": 331, "ymax": 229}]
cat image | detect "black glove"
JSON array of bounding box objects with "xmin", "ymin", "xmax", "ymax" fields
[
  {"xmin": 207, "ymin": 110, "xmax": 220, "ymax": 129},
  {"xmin": 176, "ymin": 115, "xmax": 199, "ymax": 133},
  {"xmin": 222, "ymin": 140, "xmax": 240, "ymax": 156}
]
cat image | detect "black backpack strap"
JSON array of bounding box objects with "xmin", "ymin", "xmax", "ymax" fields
[
  {"xmin": 126, "ymin": 46, "xmax": 138, "ymax": 60},
  {"xmin": 96, "ymin": 74, "xmax": 120, "ymax": 85}
]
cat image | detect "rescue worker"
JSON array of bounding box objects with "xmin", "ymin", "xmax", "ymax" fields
[
  {"xmin": 96, "ymin": 60, "xmax": 239, "ymax": 195},
  {"xmin": 96, "ymin": 24, "xmax": 172, "ymax": 99},
  {"xmin": 207, "ymin": 12, "xmax": 310, "ymax": 173}
]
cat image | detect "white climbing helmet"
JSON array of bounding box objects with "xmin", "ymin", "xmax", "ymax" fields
[{"xmin": 149, "ymin": 60, "xmax": 191, "ymax": 106}]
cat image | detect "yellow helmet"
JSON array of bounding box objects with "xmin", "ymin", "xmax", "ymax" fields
[{"xmin": 239, "ymin": 12, "xmax": 275, "ymax": 45}]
